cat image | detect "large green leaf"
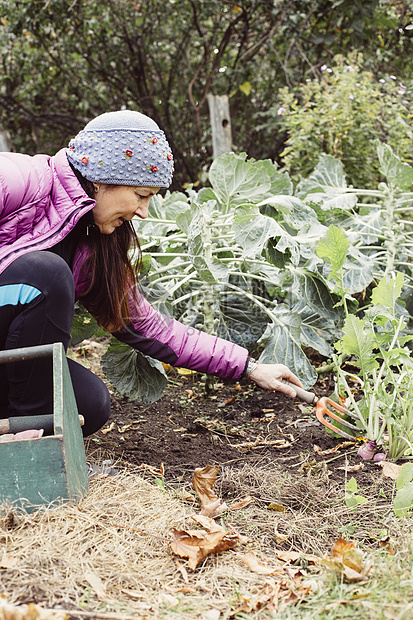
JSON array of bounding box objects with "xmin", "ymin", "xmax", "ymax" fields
[
  {"xmin": 316, "ymin": 225, "xmax": 350, "ymax": 280},
  {"xmin": 296, "ymin": 154, "xmax": 358, "ymax": 210},
  {"xmin": 396, "ymin": 463, "xmax": 413, "ymax": 490},
  {"xmin": 259, "ymin": 195, "xmax": 327, "ymax": 247},
  {"xmin": 216, "ymin": 293, "xmax": 268, "ymax": 349},
  {"xmin": 318, "ymin": 247, "xmax": 375, "ymax": 295},
  {"xmin": 244, "ymin": 258, "xmax": 283, "ymax": 286},
  {"xmin": 343, "ymin": 247, "xmax": 376, "ymax": 294},
  {"xmin": 177, "ymin": 202, "xmax": 228, "ymax": 283},
  {"xmin": 339, "ymin": 209, "xmax": 383, "ymax": 245},
  {"xmin": 257, "ymin": 309, "xmax": 317, "ymax": 389},
  {"xmin": 101, "ymin": 339, "xmax": 168, "ymax": 404},
  {"xmin": 393, "ymin": 481, "xmax": 413, "ymax": 517},
  {"xmin": 209, "ymin": 153, "xmax": 272, "ymax": 208},
  {"xmin": 340, "ymin": 314, "xmax": 378, "ymax": 375},
  {"xmin": 234, "ymin": 205, "xmax": 300, "ymax": 263},
  {"xmin": 137, "ymin": 191, "xmax": 189, "ymax": 240},
  {"xmin": 292, "ymin": 300, "xmax": 336, "ymax": 357},
  {"xmin": 69, "ymin": 304, "xmax": 99, "ymax": 346},
  {"xmin": 285, "ymin": 266, "xmax": 340, "ymax": 320},
  {"xmin": 377, "ymin": 142, "xmax": 413, "ymax": 190},
  {"xmin": 371, "ymin": 272, "xmax": 404, "ymax": 312},
  {"xmin": 268, "ymin": 167, "xmax": 294, "ymax": 197}
]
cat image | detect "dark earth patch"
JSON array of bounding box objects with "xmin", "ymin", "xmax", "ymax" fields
[{"xmin": 85, "ymin": 367, "xmax": 388, "ymax": 495}]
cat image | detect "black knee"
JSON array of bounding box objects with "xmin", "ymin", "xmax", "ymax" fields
[
  {"xmin": 81, "ymin": 382, "xmax": 111, "ymax": 436},
  {"xmin": 68, "ymin": 359, "xmax": 111, "ymax": 436},
  {"xmin": 21, "ymin": 252, "xmax": 75, "ymax": 306}
]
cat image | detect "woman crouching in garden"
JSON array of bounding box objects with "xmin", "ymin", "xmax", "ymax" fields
[{"xmin": 0, "ymin": 111, "xmax": 303, "ymax": 436}]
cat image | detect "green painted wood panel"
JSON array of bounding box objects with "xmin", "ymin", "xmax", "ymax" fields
[{"xmin": 0, "ymin": 343, "xmax": 88, "ymax": 511}]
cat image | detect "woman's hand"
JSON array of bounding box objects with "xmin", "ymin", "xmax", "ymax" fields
[{"xmin": 249, "ymin": 363, "xmax": 303, "ymax": 397}]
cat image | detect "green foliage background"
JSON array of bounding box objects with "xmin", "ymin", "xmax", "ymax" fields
[
  {"xmin": 1, "ymin": 0, "xmax": 413, "ymax": 188},
  {"xmin": 271, "ymin": 52, "xmax": 413, "ymax": 187}
]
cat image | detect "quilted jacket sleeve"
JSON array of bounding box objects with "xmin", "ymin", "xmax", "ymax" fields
[
  {"xmin": 113, "ymin": 289, "xmax": 249, "ymax": 381},
  {"xmin": 73, "ymin": 244, "xmax": 249, "ymax": 381}
]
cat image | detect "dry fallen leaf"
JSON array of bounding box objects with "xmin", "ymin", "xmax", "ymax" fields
[
  {"xmin": 274, "ymin": 527, "xmax": 290, "ymax": 544},
  {"xmin": 84, "ymin": 571, "xmax": 107, "ymax": 600},
  {"xmin": 100, "ymin": 421, "xmax": 115, "ymax": 434},
  {"xmin": 175, "ymin": 489, "xmax": 194, "ymax": 501},
  {"xmin": 175, "ymin": 560, "xmax": 189, "ymax": 583},
  {"xmin": 323, "ymin": 537, "xmax": 373, "ymax": 582},
  {"xmin": 190, "ymin": 514, "xmax": 226, "ymax": 532},
  {"xmin": 314, "ymin": 441, "xmax": 354, "ymax": 456},
  {"xmin": 204, "ymin": 609, "xmax": 221, "ymax": 620},
  {"xmin": 0, "ymin": 596, "xmax": 67, "ymax": 620},
  {"xmin": 275, "ymin": 550, "xmax": 301, "ymax": 563},
  {"xmin": 169, "ymin": 528, "xmax": 237, "ymax": 569},
  {"xmin": 177, "ymin": 367, "xmax": 196, "ymax": 375},
  {"xmin": 228, "ymin": 496, "xmax": 254, "ymax": 511},
  {"xmin": 192, "ymin": 465, "xmax": 228, "ymax": 517},
  {"xmin": 332, "ymin": 538, "xmax": 365, "ymax": 571},
  {"xmin": 377, "ymin": 461, "xmax": 402, "ymax": 480},
  {"xmin": 139, "ymin": 462, "xmax": 165, "ymax": 477},
  {"xmin": 231, "ymin": 574, "xmax": 318, "ymax": 616},
  {"xmin": 120, "ymin": 589, "xmax": 145, "ymax": 600},
  {"xmin": 268, "ymin": 503, "xmax": 287, "ymax": 512},
  {"xmin": 379, "ymin": 536, "xmax": 395, "ymax": 555},
  {"xmin": 192, "ymin": 465, "xmax": 220, "ymax": 503},
  {"xmin": 337, "ymin": 463, "xmax": 364, "ymax": 472},
  {"xmin": 240, "ymin": 551, "xmax": 284, "ymax": 575}
]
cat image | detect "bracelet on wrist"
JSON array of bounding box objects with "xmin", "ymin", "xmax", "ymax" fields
[{"xmin": 246, "ymin": 357, "xmax": 259, "ymax": 376}]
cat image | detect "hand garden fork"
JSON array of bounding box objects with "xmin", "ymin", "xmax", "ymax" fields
[{"xmin": 282, "ymin": 380, "xmax": 361, "ymax": 440}]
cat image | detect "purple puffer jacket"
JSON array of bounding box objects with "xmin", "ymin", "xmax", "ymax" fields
[{"xmin": 0, "ymin": 149, "xmax": 249, "ymax": 379}]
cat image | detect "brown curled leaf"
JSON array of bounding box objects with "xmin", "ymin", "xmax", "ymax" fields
[{"xmin": 169, "ymin": 528, "xmax": 237, "ymax": 569}]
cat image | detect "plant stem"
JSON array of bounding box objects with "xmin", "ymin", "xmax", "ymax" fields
[
  {"xmin": 316, "ymin": 352, "xmax": 349, "ymax": 374},
  {"xmin": 367, "ymin": 316, "xmax": 404, "ymax": 439},
  {"xmin": 345, "ymin": 189, "xmax": 385, "ymax": 197}
]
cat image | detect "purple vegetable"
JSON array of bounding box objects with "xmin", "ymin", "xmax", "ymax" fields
[
  {"xmin": 357, "ymin": 439, "xmax": 376, "ymax": 460},
  {"xmin": 373, "ymin": 452, "xmax": 386, "ymax": 462}
]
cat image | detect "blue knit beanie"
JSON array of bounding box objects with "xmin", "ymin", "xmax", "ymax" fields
[{"xmin": 66, "ymin": 110, "xmax": 174, "ymax": 187}]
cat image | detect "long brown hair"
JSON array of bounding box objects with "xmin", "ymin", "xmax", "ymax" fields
[{"xmin": 73, "ymin": 169, "xmax": 142, "ymax": 332}]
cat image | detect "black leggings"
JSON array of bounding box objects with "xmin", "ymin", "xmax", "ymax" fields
[{"xmin": 0, "ymin": 251, "xmax": 111, "ymax": 436}]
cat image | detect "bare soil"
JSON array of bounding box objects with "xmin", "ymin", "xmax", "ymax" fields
[{"xmin": 85, "ymin": 365, "xmax": 386, "ymax": 494}]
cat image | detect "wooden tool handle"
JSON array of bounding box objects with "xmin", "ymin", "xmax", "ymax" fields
[{"xmin": 282, "ymin": 380, "xmax": 318, "ymax": 405}]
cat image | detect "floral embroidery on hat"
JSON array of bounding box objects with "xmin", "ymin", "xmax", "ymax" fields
[
  {"xmin": 167, "ymin": 153, "xmax": 172, "ymax": 160},
  {"xmin": 81, "ymin": 156, "xmax": 88, "ymax": 164},
  {"xmin": 152, "ymin": 137, "xmax": 158, "ymax": 144},
  {"xmin": 125, "ymin": 149, "xmax": 133, "ymax": 159},
  {"xmin": 151, "ymin": 165, "xmax": 158, "ymax": 172}
]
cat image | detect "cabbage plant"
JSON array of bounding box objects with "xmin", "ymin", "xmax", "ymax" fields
[{"xmin": 99, "ymin": 144, "xmax": 413, "ymax": 405}]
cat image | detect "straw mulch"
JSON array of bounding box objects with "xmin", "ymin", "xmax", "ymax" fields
[
  {"xmin": 0, "ymin": 469, "xmax": 318, "ymax": 619},
  {"xmin": 1, "ymin": 463, "xmax": 411, "ymax": 619}
]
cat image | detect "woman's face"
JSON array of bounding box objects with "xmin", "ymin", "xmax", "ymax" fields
[{"xmin": 92, "ymin": 184, "xmax": 160, "ymax": 234}]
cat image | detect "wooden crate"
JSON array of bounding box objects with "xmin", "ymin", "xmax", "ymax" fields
[{"xmin": 0, "ymin": 343, "xmax": 89, "ymax": 511}]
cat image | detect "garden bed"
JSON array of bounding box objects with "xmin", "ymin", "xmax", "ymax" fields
[
  {"xmin": 88, "ymin": 369, "xmax": 383, "ymax": 494},
  {"xmin": 0, "ymin": 343, "xmax": 411, "ymax": 620}
]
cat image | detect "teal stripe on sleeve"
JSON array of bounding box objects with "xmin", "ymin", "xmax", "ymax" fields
[{"xmin": 0, "ymin": 284, "xmax": 41, "ymax": 306}]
